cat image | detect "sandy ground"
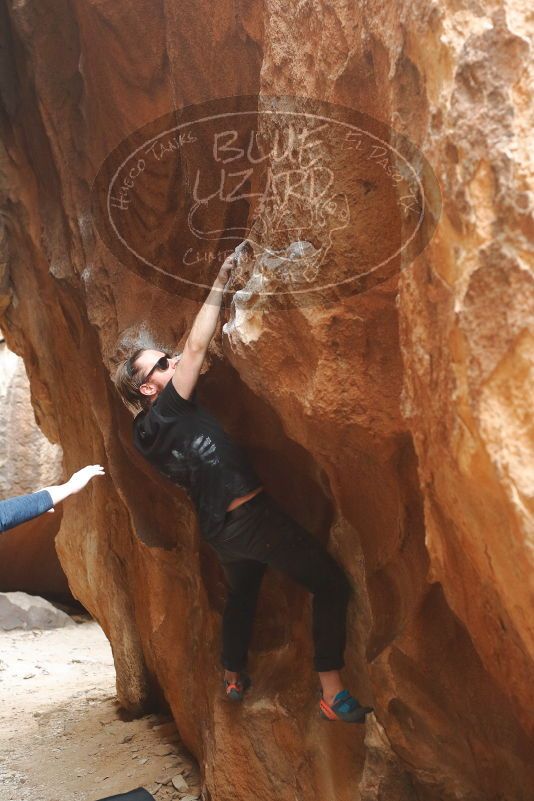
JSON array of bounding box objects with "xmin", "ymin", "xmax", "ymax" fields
[{"xmin": 0, "ymin": 617, "xmax": 201, "ymax": 801}]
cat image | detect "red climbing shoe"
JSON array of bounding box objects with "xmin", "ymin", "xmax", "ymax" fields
[
  {"xmin": 224, "ymin": 673, "xmax": 251, "ymax": 702},
  {"xmin": 319, "ymin": 690, "xmax": 373, "ymax": 723}
]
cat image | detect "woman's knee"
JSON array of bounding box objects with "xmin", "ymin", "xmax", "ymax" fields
[
  {"xmin": 310, "ymin": 550, "xmax": 352, "ymax": 603},
  {"xmin": 225, "ymin": 572, "xmax": 265, "ymax": 604},
  {"xmin": 227, "ymin": 584, "xmax": 262, "ymax": 606},
  {"xmin": 223, "ymin": 562, "xmax": 265, "ymax": 595}
]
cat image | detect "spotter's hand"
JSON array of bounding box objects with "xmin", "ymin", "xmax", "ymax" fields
[{"xmin": 67, "ymin": 464, "xmax": 106, "ymax": 494}]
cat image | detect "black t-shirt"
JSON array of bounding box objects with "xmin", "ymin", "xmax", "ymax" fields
[{"xmin": 132, "ymin": 378, "xmax": 261, "ymax": 540}]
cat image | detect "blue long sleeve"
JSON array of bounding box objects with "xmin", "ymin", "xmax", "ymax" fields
[{"xmin": 0, "ymin": 490, "xmax": 54, "ymax": 533}]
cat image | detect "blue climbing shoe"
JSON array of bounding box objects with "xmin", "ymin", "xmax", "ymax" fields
[
  {"xmin": 224, "ymin": 672, "xmax": 251, "ymax": 702},
  {"xmin": 320, "ymin": 689, "xmax": 373, "ymax": 723}
]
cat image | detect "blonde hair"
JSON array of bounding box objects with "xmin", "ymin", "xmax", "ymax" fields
[
  {"xmin": 113, "ymin": 347, "xmax": 182, "ymax": 415},
  {"xmin": 113, "ymin": 348, "xmax": 152, "ymax": 415}
]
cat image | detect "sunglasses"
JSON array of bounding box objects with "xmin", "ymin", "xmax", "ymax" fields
[
  {"xmin": 125, "ymin": 352, "xmax": 170, "ymax": 383},
  {"xmin": 142, "ymin": 353, "xmax": 173, "ymax": 383}
]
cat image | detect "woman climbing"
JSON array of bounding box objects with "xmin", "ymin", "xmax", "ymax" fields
[{"xmin": 113, "ymin": 246, "xmax": 373, "ymax": 724}]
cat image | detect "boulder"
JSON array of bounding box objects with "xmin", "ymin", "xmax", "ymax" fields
[
  {"xmin": 0, "ymin": 591, "xmax": 76, "ymax": 630},
  {"xmin": 0, "ymin": 337, "xmax": 70, "ymax": 600},
  {"xmin": 0, "ymin": 2, "xmax": 532, "ymax": 800}
]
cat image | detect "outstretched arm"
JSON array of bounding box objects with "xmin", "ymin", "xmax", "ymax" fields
[
  {"xmin": 186, "ymin": 254, "xmax": 234, "ymax": 351},
  {"xmin": 42, "ymin": 464, "xmax": 105, "ymax": 509},
  {"xmin": 172, "ymin": 254, "xmax": 234, "ymax": 401},
  {"xmin": 0, "ymin": 464, "xmax": 106, "ymax": 533}
]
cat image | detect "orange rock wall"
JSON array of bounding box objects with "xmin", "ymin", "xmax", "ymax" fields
[{"xmin": 0, "ymin": 2, "xmax": 532, "ymax": 800}]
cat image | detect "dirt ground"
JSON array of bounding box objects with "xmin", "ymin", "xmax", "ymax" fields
[{"xmin": 0, "ymin": 617, "xmax": 201, "ymax": 801}]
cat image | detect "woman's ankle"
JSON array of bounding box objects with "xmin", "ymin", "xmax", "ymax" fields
[
  {"xmin": 322, "ymin": 690, "xmax": 344, "ymax": 706},
  {"xmin": 318, "ymin": 669, "xmax": 344, "ymax": 705}
]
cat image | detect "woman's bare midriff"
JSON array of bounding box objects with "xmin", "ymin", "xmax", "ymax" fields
[{"xmin": 226, "ymin": 486, "xmax": 264, "ymax": 512}]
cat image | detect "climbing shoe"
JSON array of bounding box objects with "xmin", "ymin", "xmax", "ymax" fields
[
  {"xmin": 224, "ymin": 672, "xmax": 251, "ymax": 702},
  {"xmin": 319, "ymin": 689, "xmax": 373, "ymax": 723}
]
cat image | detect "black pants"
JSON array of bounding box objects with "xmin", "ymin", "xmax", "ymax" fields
[{"xmin": 208, "ymin": 490, "xmax": 352, "ymax": 673}]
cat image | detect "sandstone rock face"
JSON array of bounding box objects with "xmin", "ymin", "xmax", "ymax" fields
[
  {"xmin": 0, "ymin": 2, "xmax": 532, "ymax": 801},
  {"xmin": 0, "ymin": 336, "xmax": 69, "ymax": 599}
]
